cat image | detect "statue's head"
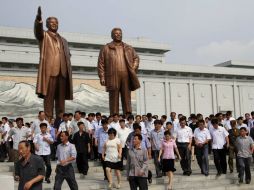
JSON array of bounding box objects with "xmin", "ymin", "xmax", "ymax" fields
[
  {"xmin": 46, "ymin": 17, "xmax": 58, "ymax": 33},
  {"xmin": 111, "ymin": 28, "xmax": 122, "ymax": 42}
]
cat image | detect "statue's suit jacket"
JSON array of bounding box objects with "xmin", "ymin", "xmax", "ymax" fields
[
  {"xmin": 34, "ymin": 20, "xmax": 73, "ymax": 100},
  {"xmin": 97, "ymin": 41, "xmax": 140, "ymax": 92}
]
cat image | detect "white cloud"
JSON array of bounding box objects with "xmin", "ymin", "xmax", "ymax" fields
[{"xmin": 196, "ymin": 40, "xmax": 254, "ymax": 64}]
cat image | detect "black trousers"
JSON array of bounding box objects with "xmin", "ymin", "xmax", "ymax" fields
[
  {"xmin": 129, "ymin": 176, "xmax": 148, "ymax": 190},
  {"xmin": 120, "ymin": 146, "xmax": 128, "ymax": 170},
  {"xmin": 98, "ymin": 153, "xmax": 107, "ymax": 180},
  {"xmin": 54, "ymin": 164, "xmax": 78, "ymax": 190},
  {"xmin": 213, "ymin": 149, "xmax": 227, "ymax": 174},
  {"xmin": 76, "ymin": 153, "xmax": 89, "ymax": 175},
  {"xmin": 40, "ymin": 155, "xmax": 52, "ymax": 179},
  {"xmin": 177, "ymin": 143, "xmax": 192, "ymax": 173}
]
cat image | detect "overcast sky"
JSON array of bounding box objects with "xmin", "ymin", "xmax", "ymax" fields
[{"xmin": 1, "ymin": 0, "xmax": 254, "ymax": 66}]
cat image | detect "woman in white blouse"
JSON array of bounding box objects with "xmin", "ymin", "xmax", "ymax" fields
[{"xmin": 102, "ymin": 128, "xmax": 122, "ymax": 189}]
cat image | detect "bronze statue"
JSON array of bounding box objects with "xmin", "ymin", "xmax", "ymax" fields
[
  {"xmin": 34, "ymin": 6, "xmax": 73, "ymax": 120},
  {"xmin": 98, "ymin": 28, "xmax": 140, "ymax": 115}
]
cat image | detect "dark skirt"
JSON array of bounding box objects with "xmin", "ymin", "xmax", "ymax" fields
[
  {"xmin": 104, "ymin": 161, "xmax": 122, "ymax": 170},
  {"xmin": 162, "ymin": 159, "xmax": 176, "ymax": 172}
]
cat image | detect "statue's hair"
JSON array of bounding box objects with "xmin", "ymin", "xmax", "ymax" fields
[
  {"xmin": 111, "ymin": 28, "xmax": 122, "ymax": 39},
  {"xmin": 46, "ymin": 17, "xmax": 58, "ymax": 28}
]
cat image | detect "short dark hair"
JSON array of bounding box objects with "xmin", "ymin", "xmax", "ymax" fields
[
  {"xmin": 127, "ymin": 115, "xmax": 134, "ymax": 121},
  {"xmin": 119, "ymin": 119, "xmax": 125, "ymax": 123},
  {"xmin": 113, "ymin": 113, "xmax": 119, "ymax": 117},
  {"xmin": 60, "ymin": 131, "xmax": 69, "ymax": 137},
  {"xmin": 40, "ymin": 123, "xmax": 48, "ymax": 128},
  {"xmin": 226, "ymin": 111, "xmax": 232, "ymax": 116},
  {"xmin": 251, "ymin": 111, "xmax": 254, "ymax": 116},
  {"xmin": 134, "ymin": 134, "xmax": 142, "ymax": 141},
  {"xmin": 146, "ymin": 113, "xmax": 152, "ymax": 118},
  {"xmin": 133, "ymin": 123, "xmax": 141, "ymax": 131},
  {"xmin": 19, "ymin": 140, "xmax": 30, "ymax": 148},
  {"xmin": 164, "ymin": 130, "xmax": 171, "ymax": 136},
  {"xmin": 161, "ymin": 115, "xmax": 167, "ymax": 120},
  {"xmin": 81, "ymin": 112, "xmax": 86, "ymax": 117},
  {"xmin": 197, "ymin": 119, "xmax": 205, "ymax": 125},
  {"xmin": 179, "ymin": 117, "xmax": 186, "ymax": 123},
  {"xmin": 101, "ymin": 119, "xmax": 108, "ymax": 125},
  {"xmin": 16, "ymin": 117, "xmax": 23, "ymax": 122},
  {"xmin": 240, "ymin": 127, "xmax": 247, "ymax": 131},
  {"xmin": 68, "ymin": 113, "xmax": 73, "ymax": 117},
  {"xmin": 2, "ymin": 117, "xmax": 8, "ymax": 121},
  {"xmin": 211, "ymin": 118, "xmax": 219, "ymax": 125},
  {"xmin": 237, "ymin": 116, "xmax": 244, "ymax": 120},
  {"xmin": 38, "ymin": 111, "xmax": 44, "ymax": 115},
  {"xmin": 77, "ymin": 122, "xmax": 84, "ymax": 127},
  {"xmin": 75, "ymin": 111, "xmax": 81, "ymax": 115},
  {"xmin": 154, "ymin": 119, "xmax": 162, "ymax": 125},
  {"xmin": 63, "ymin": 113, "xmax": 69, "ymax": 117},
  {"xmin": 96, "ymin": 112, "xmax": 101, "ymax": 117},
  {"xmin": 166, "ymin": 121, "xmax": 172, "ymax": 126},
  {"xmin": 108, "ymin": 128, "xmax": 117, "ymax": 136}
]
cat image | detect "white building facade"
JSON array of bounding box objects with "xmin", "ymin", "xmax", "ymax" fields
[{"xmin": 0, "ymin": 26, "xmax": 254, "ymax": 119}]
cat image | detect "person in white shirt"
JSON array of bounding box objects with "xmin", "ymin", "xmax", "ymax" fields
[
  {"xmin": 194, "ymin": 119, "xmax": 211, "ymax": 176},
  {"xmin": 31, "ymin": 111, "xmax": 50, "ymax": 136},
  {"xmin": 223, "ymin": 111, "xmax": 235, "ymax": 131},
  {"xmin": 237, "ymin": 117, "xmax": 248, "ymax": 131},
  {"xmin": 168, "ymin": 112, "xmax": 180, "ymax": 133},
  {"xmin": 160, "ymin": 115, "xmax": 167, "ymax": 129},
  {"xmin": 102, "ymin": 128, "xmax": 122, "ymax": 189},
  {"xmin": 117, "ymin": 119, "xmax": 131, "ymax": 169},
  {"xmin": 57, "ymin": 113, "xmax": 71, "ymax": 140},
  {"xmin": 134, "ymin": 115, "xmax": 147, "ymax": 136},
  {"xmin": 209, "ymin": 118, "xmax": 229, "ymax": 176},
  {"xmin": 110, "ymin": 113, "xmax": 120, "ymax": 130},
  {"xmin": 8, "ymin": 117, "xmax": 30, "ymax": 177},
  {"xmin": 69, "ymin": 111, "xmax": 89, "ymax": 136},
  {"xmin": 33, "ymin": 123, "xmax": 53, "ymax": 183},
  {"xmin": 175, "ymin": 117, "xmax": 193, "ymax": 176},
  {"xmin": 91, "ymin": 112, "xmax": 102, "ymax": 161},
  {"xmin": 145, "ymin": 113, "xmax": 155, "ymax": 138},
  {"xmin": 1, "ymin": 117, "xmax": 10, "ymax": 160},
  {"xmin": 125, "ymin": 115, "xmax": 134, "ymax": 130}
]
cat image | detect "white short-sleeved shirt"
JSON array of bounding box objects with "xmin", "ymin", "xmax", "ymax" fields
[
  {"xmin": 194, "ymin": 128, "xmax": 211, "ymax": 144},
  {"xmin": 31, "ymin": 119, "xmax": 50, "ymax": 136},
  {"xmin": 210, "ymin": 126, "xmax": 229, "ymax": 149},
  {"xmin": 105, "ymin": 137, "xmax": 121, "ymax": 163},
  {"xmin": 223, "ymin": 117, "xmax": 235, "ymax": 130},
  {"xmin": 58, "ymin": 121, "xmax": 71, "ymax": 132},
  {"xmin": 33, "ymin": 132, "xmax": 53, "ymax": 155},
  {"xmin": 2, "ymin": 123, "xmax": 10, "ymax": 142},
  {"xmin": 176, "ymin": 126, "xmax": 193, "ymax": 143},
  {"xmin": 110, "ymin": 121, "xmax": 120, "ymax": 131},
  {"xmin": 8, "ymin": 126, "xmax": 30, "ymax": 150},
  {"xmin": 117, "ymin": 127, "xmax": 132, "ymax": 147},
  {"xmin": 69, "ymin": 118, "xmax": 89, "ymax": 134},
  {"xmin": 237, "ymin": 123, "xmax": 248, "ymax": 131}
]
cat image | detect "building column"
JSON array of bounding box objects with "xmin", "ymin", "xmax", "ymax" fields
[
  {"xmin": 211, "ymin": 82, "xmax": 217, "ymax": 114},
  {"xmin": 189, "ymin": 80, "xmax": 195, "ymax": 114}
]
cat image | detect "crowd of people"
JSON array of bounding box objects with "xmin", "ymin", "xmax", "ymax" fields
[{"xmin": 0, "ymin": 110, "xmax": 254, "ymax": 190}]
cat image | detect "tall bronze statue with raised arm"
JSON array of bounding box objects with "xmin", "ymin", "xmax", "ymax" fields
[
  {"xmin": 98, "ymin": 28, "xmax": 140, "ymax": 115},
  {"xmin": 34, "ymin": 6, "xmax": 73, "ymax": 120}
]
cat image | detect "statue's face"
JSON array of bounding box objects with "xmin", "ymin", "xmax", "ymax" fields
[
  {"xmin": 112, "ymin": 29, "xmax": 122, "ymax": 42},
  {"xmin": 47, "ymin": 18, "xmax": 58, "ymax": 33}
]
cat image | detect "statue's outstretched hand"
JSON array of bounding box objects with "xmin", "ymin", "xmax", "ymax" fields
[{"xmin": 36, "ymin": 6, "xmax": 42, "ymax": 21}]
